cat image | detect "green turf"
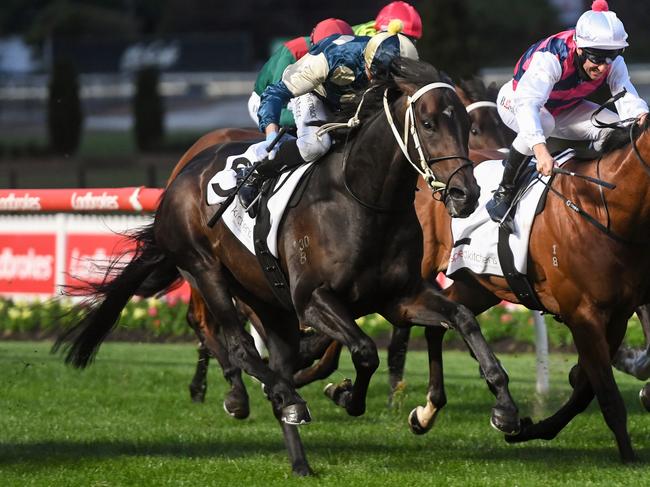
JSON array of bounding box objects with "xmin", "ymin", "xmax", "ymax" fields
[{"xmin": 0, "ymin": 341, "xmax": 647, "ymax": 486}]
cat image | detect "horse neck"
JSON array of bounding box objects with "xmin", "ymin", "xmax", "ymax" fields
[
  {"xmin": 343, "ymin": 104, "xmax": 419, "ymax": 209},
  {"xmin": 596, "ymin": 130, "xmax": 650, "ymax": 240}
]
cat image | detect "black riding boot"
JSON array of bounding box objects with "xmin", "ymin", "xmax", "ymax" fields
[
  {"xmin": 486, "ymin": 148, "xmax": 529, "ymax": 222},
  {"xmin": 237, "ymin": 140, "xmax": 308, "ymax": 213}
]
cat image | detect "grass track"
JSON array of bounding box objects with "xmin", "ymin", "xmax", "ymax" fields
[{"xmin": 0, "ymin": 341, "xmax": 648, "ymax": 486}]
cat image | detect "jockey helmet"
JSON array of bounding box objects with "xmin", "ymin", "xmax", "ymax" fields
[
  {"xmin": 375, "ymin": 1, "xmax": 423, "ymax": 40},
  {"xmin": 364, "ymin": 23, "xmax": 418, "ymax": 76},
  {"xmin": 310, "ymin": 18, "xmax": 354, "ymax": 45},
  {"xmin": 575, "ymin": 0, "xmax": 628, "ymax": 51}
]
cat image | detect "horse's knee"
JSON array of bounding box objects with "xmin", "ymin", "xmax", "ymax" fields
[{"xmin": 350, "ymin": 339, "xmax": 379, "ymax": 372}]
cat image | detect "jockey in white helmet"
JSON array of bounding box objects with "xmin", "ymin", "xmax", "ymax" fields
[{"xmin": 487, "ymin": 0, "xmax": 649, "ymax": 223}]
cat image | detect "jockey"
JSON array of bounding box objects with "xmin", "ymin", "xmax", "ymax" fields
[
  {"xmin": 487, "ymin": 0, "xmax": 649, "ymax": 223},
  {"xmin": 238, "ymin": 23, "xmax": 418, "ymax": 210},
  {"xmin": 248, "ymin": 18, "xmax": 354, "ymax": 127},
  {"xmin": 353, "ymin": 1, "xmax": 422, "ymax": 41},
  {"xmin": 247, "ymin": 1, "xmax": 423, "ymax": 128}
]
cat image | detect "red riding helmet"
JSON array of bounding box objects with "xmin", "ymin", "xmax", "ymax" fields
[
  {"xmin": 375, "ymin": 1, "xmax": 423, "ymax": 40},
  {"xmin": 310, "ymin": 18, "xmax": 354, "ymax": 45}
]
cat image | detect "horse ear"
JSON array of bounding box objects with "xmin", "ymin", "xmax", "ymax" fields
[{"xmin": 486, "ymin": 82, "xmax": 499, "ymax": 102}]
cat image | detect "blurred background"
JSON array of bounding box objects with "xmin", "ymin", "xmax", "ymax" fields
[{"xmin": 0, "ymin": 0, "xmax": 648, "ymax": 189}]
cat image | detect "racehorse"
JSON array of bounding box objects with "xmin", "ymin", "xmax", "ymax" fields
[
  {"xmin": 54, "ymin": 58, "xmax": 520, "ymax": 475},
  {"xmin": 409, "ymin": 115, "xmax": 650, "ymax": 462},
  {"xmin": 180, "ymin": 77, "xmax": 516, "ymax": 410}
]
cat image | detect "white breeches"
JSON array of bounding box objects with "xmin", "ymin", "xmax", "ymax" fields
[
  {"xmin": 497, "ymin": 80, "xmax": 620, "ymax": 155},
  {"xmin": 292, "ymin": 92, "xmax": 332, "ymax": 163}
]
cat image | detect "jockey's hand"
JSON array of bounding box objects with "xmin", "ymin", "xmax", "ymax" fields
[
  {"xmin": 532, "ymin": 143, "xmax": 556, "ymax": 177},
  {"xmin": 265, "ymin": 124, "xmax": 281, "ymax": 160},
  {"xmin": 638, "ymin": 113, "xmax": 648, "ymax": 126}
]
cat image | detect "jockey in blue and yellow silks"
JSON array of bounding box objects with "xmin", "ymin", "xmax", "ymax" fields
[{"xmin": 238, "ymin": 24, "xmax": 418, "ymax": 209}]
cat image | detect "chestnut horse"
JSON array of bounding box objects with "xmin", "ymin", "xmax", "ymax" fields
[
  {"xmin": 410, "ymin": 116, "xmax": 650, "ymax": 462},
  {"xmin": 181, "ymin": 77, "xmax": 516, "ymax": 409},
  {"xmin": 54, "ymin": 59, "xmax": 520, "ymax": 475}
]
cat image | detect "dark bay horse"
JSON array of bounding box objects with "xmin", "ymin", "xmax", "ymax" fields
[
  {"xmin": 180, "ymin": 77, "xmax": 517, "ymax": 410},
  {"xmin": 410, "ymin": 117, "xmax": 650, "ymax": 462},
  {"xmin": 54, "ymin": 59, "xmax": 520, "ymax": 475}
]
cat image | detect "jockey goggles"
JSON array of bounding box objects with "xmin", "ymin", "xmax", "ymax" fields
[{"xmin": 582, "ymin": 47, "xmax": 623, "ymax": 65}]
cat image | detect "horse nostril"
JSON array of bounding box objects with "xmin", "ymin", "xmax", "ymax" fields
[{"xmin": 448, "ymin": 187, "xmax": 467, "ymax": 201}]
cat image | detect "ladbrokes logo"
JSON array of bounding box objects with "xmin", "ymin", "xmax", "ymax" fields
[
  {"xmin": 68, "ymin": 248, "xmax": 131, "ymax": 281},
  {"xmin": 71, "ymin": 191, "xmax": 119, "ymax": 210},
  {"xmin": 0, "ymin": 193, "xmax": 41, "ymax": 211},
  {"xmin": 0, "ymin": 248, "xmax": 53, "ymax": 281}
]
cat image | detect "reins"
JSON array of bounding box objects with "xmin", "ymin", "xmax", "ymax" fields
[{"xmin": 543, "ymin": 91, "xmax": 650, "ymax": 245}]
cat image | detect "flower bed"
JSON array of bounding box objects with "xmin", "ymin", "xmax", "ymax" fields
[{"xmin": 0, "ymin": 298, "xmax": 644, "ymax": 349}]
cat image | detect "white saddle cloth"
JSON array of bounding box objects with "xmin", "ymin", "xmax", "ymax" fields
[
  {"xmin": 447, "ymin": 149, "xmax": 574, "ymax": 278},
  {"xmin": 206, "ymin": 148, "xmax": 313, "ymax": 257}
]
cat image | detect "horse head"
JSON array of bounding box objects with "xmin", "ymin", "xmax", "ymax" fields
[
  {"xmin": 389, "ymin": 59, "xmax": 480, "ymax": 217},
  {"xmin": 456, "ymin": 78, "xmax": 515, "ymax": 150}
]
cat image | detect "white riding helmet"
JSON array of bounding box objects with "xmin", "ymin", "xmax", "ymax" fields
[{"xmin": 574, "ymin": 0, "xmax": 628, "ymax": 50}]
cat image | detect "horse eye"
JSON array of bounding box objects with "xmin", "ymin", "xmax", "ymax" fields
[
  {"xmin": 471, "ymin": 127, "xmax": 480, "ymax": 136},
  {"xmin": 423, "ymin": 120, "xmax": 433, "ymax": 130}
]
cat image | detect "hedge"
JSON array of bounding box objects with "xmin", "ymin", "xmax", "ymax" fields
[{"xmin": 0, "ymin": 298, "xmax": 644, "ymax": 350}]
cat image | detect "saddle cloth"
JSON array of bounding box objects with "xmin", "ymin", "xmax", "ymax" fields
[
  {"xmin": 447, "ymin": 149, "xmax": 574, "ymax": 278},
  {"xmin": 206, "ymin": 148, "xmax": 313, "ymax": 257}
]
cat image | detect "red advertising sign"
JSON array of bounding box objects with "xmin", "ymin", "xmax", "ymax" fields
[
  {"xmin": 65, "ymin": 233, "xmax": 189, "ymax": 301},
  {"xmin": 0, "ymin": 234, "xmax": 57, "ymax": 295}
]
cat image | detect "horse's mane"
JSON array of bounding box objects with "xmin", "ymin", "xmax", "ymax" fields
[
  {"xmin": 457, "ymin": 77, "xmax": 497, "ymax": 103},
  {"xmin": 599, "ymin": 116, "xmax": 650, "ymax": 154},
  {"xmin": 331, "ymin": 58, "xmax": 452, "ymax": 143}
]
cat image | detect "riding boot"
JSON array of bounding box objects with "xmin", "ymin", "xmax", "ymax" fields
[
  {"xmin": 486, "ymin": 148, "xmax": 529, "ymax": 222},
  {"xmin": 237, "ymin": 140, "xmax": 308, "ymax": 214}
]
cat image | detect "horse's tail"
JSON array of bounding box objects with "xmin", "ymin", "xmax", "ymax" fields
[{"xmin": 52, "ymin": 222, "xmax": 182, "ymax": 368}]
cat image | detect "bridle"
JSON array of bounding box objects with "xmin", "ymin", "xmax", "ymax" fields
[
  {"xmin": 381, "ymin": 82, "xmax": 474, "ymax": 202},
  {"xmin": 591, "ymin": 88, "xmax": 650, "ymax": 177},
  {"xmin": 316, "ymin": 81, "xmax": 474, "ymax": 211},
  {"xmin": 465, "ymin": 101, "xmax": 498, "ymax": 113}
]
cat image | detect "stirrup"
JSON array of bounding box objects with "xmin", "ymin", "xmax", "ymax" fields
[{"xmin": 486, "ymin": 187, "xmax": 515, "ymax": 223}]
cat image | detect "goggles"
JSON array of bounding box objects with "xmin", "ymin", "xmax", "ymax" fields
[{"xmin": 582, "ymin": 48, "xmax": 623, "ymax": 65}]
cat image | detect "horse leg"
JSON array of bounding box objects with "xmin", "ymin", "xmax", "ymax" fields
[
  {"xmin": 189, "ymin": 341, "xmax": 210, "ymax": 403},
  {"xmin": 293, "ymin": 340, "xmax": 343, "ymax": 388},
  {"xmin": 408, "ymin": 326, "xmax": 447, "ymax": 434},
  {"xmin": 387, "ymin": 326, "xmax": 411, "ymax": 407},
  {"xmin": 509, "ymin": 314, "xmax": 636, "ymax": 462},
  {"xmin": 258, "ymin": 310, "xmax": 313, "ymax": 476},
  {"xmin": 389, "ymin": 282, "xmax": 520, "ymax": 435},
  {"xmin": 187, "ymin": 293, "xmax": 250, "ymax": 418},
  {"xmin": 301, "ymin": 287, "xmax": 380, "ymax": 417},
  {"xmin": 612, "ymin": 304, "xmax": 650, "ymax": 380},
  {"xmin": 184, "ymin": 264, "xmax": 309, "ymax": 425}
]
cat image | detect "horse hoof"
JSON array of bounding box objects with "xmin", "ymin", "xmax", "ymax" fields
[
  {"xmin": 281, "ymin": 403, "xmax": 312, "ymax": 425},
  {"xmin": 490, "ymin": 408, "xmax": 520, "ymax": 436},
  {"xmin": 323, "ymin": 378, "xmax": 353, "ymax": 407},
  {"xmin": 189, "ymin": 384, "xmax": 207, "ymax": 403},
  {"xmin": 408, "ymin": 407, "xmax": 432, "ymax": 435},
  {"xmin": 223, "ymin": 390, "xmax": 250, "ymax": 419},
  {"xmin": 292, "ymin": 463, "xmax": 314, "ymax": 476},
  {"xmin": 639, "ymin": 383, "xmax": 650, "ymax": 412},
  {"xmin": 504, "ymin": 417, "xmax": 534, "ymax": 443},
  {"xmin": 223, "ymin": 399, "xmax": 250, "ymax": 420}
]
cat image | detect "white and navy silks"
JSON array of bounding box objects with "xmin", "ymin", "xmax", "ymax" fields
[
  {"xmin": 497, "ymin": 29, "xmax": 648, "ymax": 155},
  {"xmin": 256, "ymin": 34, "xmax": 373, "ymax": 162}
]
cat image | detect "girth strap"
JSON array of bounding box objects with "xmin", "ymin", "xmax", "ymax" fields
[{"xmin": 497, "ymin": 224, "xmax": 548, "ymax": 313}]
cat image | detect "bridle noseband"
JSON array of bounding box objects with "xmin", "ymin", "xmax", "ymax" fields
[{"xmin": 382, "ymin": 82, "xmax": 474, "ymax": 201}]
